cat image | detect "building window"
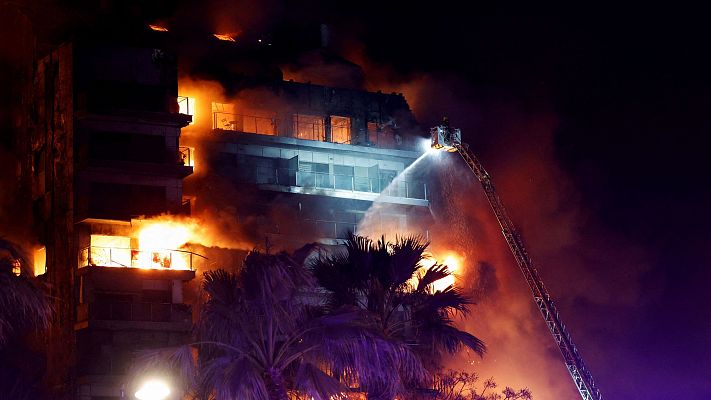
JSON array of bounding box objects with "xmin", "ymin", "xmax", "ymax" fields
[
  {"xmin": 292, "ymin": 114, "xmax": 324, "ymax": 141},
  {"xmin": 330, "ymin": 116, "xmax": 351, "ymax": 143}
]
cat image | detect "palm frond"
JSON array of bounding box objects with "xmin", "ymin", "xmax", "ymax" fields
[
  {"xmin": 390, "ymin": 235, "xmax": 430, "ymax": 288},
  {"xmin": 420, "ymin": 285, "xmax": 473, "ymax": 315},
  {"xmin": 0, "ymin": 239, "xmax": 52, "ymax": 346},
  {"xmin": 421, "ymin": 323, "xmax": 486, "ymax": 357},
  {"xmin": 132, "ymin": 345, "xmax": 197, "ymax": 392},
  {"xmin": 416, "ymin": 263, "xmax": 451, "ymax": 293},
  {"xmin": 202, "ymin": 355, "xmax": 269, "ymax": 400},
  {"xmin": 295, "ymin": 362, "xmax": 349, "ymax": 400}
]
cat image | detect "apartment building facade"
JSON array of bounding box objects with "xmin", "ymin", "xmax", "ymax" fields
[{"xmin": 17, "ymin": 41, "xmax": 198, "ymax": 399}]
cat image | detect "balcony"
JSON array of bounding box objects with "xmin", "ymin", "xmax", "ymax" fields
[
  {"xmin": 248, "ymin": 167, "xmax": 428, "ymax": 204},
  {"xmin": 78, "ymin": 246, "xmax": 204, "ymax": 271},
  {"xmin": 77, "ymin": 301, "xmax": 190, "ymax": 323},
  {"xmin": 213, "ymin": 111, "xmax": 278, "ymax": 135},
  {"xmin": 212, "ymin": 111, "xmax": 417, "ymax": 150},
  {"xmin": 76, "ymin": 301, "xmax": 192, "ymax": 331}
]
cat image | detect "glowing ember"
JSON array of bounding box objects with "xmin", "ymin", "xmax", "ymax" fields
[
  {"xmin": 213, "ymin": 33, "xmax": 236, "ymax": 42},
  {"xmin": 148, "ymin": 24, "xmax": 168, "ymax": 32}
]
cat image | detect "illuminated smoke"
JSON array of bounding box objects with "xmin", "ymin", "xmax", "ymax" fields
[{"xmin": 177, "ymin": 77, "xmax": 323, "ymax": 255}]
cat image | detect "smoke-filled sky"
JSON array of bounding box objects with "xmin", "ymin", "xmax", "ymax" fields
[{"xmin": 3, "ymin": 1, "xmax": 711, "ymax": 399}]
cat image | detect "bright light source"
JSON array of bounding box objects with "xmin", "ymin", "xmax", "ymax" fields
[
  {"xmin": 431, "ymin": 253, "xmax": 462, "ymax": 292},
  {"xmin": 135, "ymin": 379, "xmax": 171, "ymax": 400}
]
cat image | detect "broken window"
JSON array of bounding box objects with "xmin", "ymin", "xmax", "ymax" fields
[
  {"xmin": 330, "ymin": 116, "xmax": 351, "ymax": 143},
  {"xmin": 292, "ymin": 114, "xmax": 324, "ymax": 141}
]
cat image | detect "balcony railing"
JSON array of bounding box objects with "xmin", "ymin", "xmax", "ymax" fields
[
  {"xmin": 252, "ymin": 167, "xmax": 427, "ymax": 200},
  {"xmin": 212, "ymin": 112, "xmax": 418, "ymax": 150},
  {"xmin": 77, "ymin": 301, "xmax": 191, "ymax": 324},
  {"xmin": 213, "ymin": 112, "xmax": 278, "ymax": 135},
  {"xmin": 78, "ymin": 246, "xmax": 204, "ymax": 271}
]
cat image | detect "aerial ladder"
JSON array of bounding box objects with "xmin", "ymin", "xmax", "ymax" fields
[{"xmin": 430, "ymin": 120, "xmax": 603, "ymax": 400}]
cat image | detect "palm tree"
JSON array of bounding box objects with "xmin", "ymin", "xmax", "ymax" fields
[
  {"xmin": 312, "ymin": 234, "xmax": 485, "ymax": 377},
  {"xmin": 0, "ymin": 238, "xmax": 52, "ymax": 400},
  {"xmin": 137, "ymin": 249, "xmax": 425, "ymax": 400},
  {"xmin": 0, "ymin": 238, "xmax": 51, "ymax": 346}
]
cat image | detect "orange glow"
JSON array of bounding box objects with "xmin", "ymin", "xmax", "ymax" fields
[
  {"xmin": 178, "ymin": 96, "xmax": 196, "ymax": 124},
  {"xmin": 179, "ymin": 146, "xmax": 195, "ymax": 169},
  {"xmin": 213, "ymin": 33, "xmax": 236, "ymax": 42},
  {"xmin": 148, "ymin": 24, "xmax": 169, "ymax": 32},
  {"xmin": 33, "ymin": 246, "xmax": 46, "ymax": 276},
  {"xmin": 135, "ymin": 219, "xmax": 200, "ymax": 270},
  {"xmin": 411, "ymin": 252, "xmax": 463, "ymax": 292},
  {"xmin": 89, "ymin": 235, "xmax": 132, "ymax": 267},
  {"xmin": 431, "ymin": 253, "xmax": 462, "ymax": 292}
]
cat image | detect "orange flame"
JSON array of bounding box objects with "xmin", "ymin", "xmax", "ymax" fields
[
  {"xmin": 148, "ymin": 24, "xmax": 169, "ymax": 32},
  {"xmin": 431, "ymin": 252, "xmax": 462, "ymax": 292},
  {"xmin": 412, "ymin": 252, "xmax": 463, "ymax": 292},
  {"xmin": 134, "ymin": 218, "xmax": 202, "ymax": 270},
  {"xmin": 213, "ymin": 33, "xmax": 236, "ymax": 42}
]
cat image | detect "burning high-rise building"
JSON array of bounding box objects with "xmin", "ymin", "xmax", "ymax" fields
[
  {"xmin": 180, "ymin": 78, "xmax": 431, "ymax": 249},
  {"xmin": 10, "ymin": 24, "xmax": 432, "ymax": 399}
]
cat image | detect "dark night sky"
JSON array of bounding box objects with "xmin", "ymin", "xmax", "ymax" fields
[
  {"xmin": 332, "ymin": 4, "xmax": 711, "ymax": 399},
  {"xmin": 300, "ymin": 4, "xmax": 711, "ymax": 398},
  {"xmin": 4, "ymin": 1, "xmax": 711, "ymax": 399}
]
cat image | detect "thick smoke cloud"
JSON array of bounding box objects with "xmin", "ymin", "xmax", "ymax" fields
[{"xmin": 345, "ymin": 51, "xmax": 657, "ymax": 396}]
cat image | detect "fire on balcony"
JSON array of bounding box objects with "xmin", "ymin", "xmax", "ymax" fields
[{"xmin": 78, "ymin": 219, "xmax": 206, "ymax": 271}]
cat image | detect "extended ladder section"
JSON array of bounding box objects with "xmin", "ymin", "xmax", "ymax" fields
[{"xmin": 454, "ymin": 142, "xmax": 603, "ymax": 400}]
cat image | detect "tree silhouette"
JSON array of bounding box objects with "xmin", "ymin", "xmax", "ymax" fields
[
  {"xmin": 136, "ymin": 249, "xmax": 425, "ymax": 400},
  {"xmin": 311, "ymin": 234, "xmax": 485, "ymax": 398}
]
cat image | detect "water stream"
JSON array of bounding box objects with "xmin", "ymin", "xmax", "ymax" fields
[{"xmin": 356, "ymin": 151, "xmax": 434, "ymax": 238}]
